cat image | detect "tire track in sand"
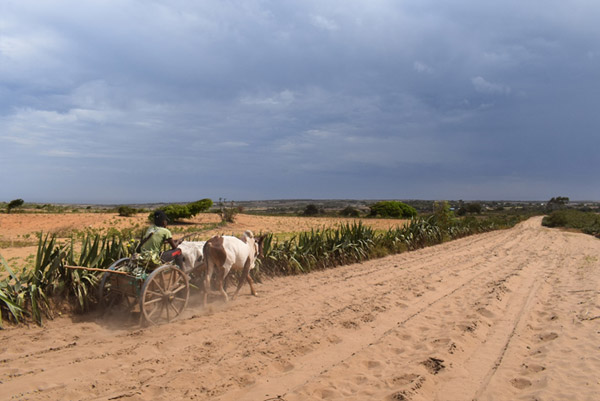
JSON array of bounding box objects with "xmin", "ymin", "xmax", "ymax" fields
[
  {"xmin": 217, "ymin": 219, "xmax": 550, "ymax": 401},
  {"xmin": 2, "ymin": 217, "xmax": 598, "ymax": 401}
]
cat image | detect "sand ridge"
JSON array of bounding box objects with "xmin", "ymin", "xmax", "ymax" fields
[{"xmin": 1, "ymin": 217, "xmax": 599, "ymax": 400}]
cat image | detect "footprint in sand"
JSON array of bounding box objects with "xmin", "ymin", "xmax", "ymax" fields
[
  {"xmin": 510, "ymin": 377, "xmax": 532, "ymax": 389},
  {"xmin": 458, "ymin": 321, "xmax": 478, "ymax": 333},
  {"xmin": 353, "ymin": 374, "xmax": 369, "ymax": 384},
  {"xmin": 522, "ymin": 363, "xmax": 546, "ymax": 374},
  {"xmin": 327, "ymin": 334, "xmax": 342, "ymax": 344},
  {"xmin": 364, "ymin": 360, "xmax": 382, "ymax": 369},
  {"xmin": 361, "ymin": 313, "xmax": 376, "ymax": 323},
  {"xmin": 387, "ymin": 390, "xmax": 410, "ymax": 400},
  {"xmin": 477, "ymin": 307, "xmax": 495, "ymax": 319},
  {"xmin": 341, "ymin": 320, "xmax": 359, "ymax": 329},
  {"xmin": 538, "ymin": 332, "xmax": 558, "ymax": 342},
  {"xmin": 421, "ymin": 357, "xmax": 445, "ymax": 375},
  {"xmin": 393, "ymin": 373, "xmax": 421, "ymax": 386},
  {"xmin": 274, "ymin": 359, "xmax": 295, "ymax": 372},
  {"xmin": 314, "ymin": 388, "xmax": 338, "ymax": 399}
]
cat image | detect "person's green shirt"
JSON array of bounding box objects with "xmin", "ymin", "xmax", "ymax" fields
[{"xmin": 140, "ymin": 225, "xmax": 172, "ymax": 253}]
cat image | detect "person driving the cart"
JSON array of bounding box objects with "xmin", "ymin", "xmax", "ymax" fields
[{"xmin": 139, "ymin": 210, "xmax": 183, "ymax": 269}]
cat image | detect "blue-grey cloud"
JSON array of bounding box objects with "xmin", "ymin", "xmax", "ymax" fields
[{"xmin": 1, "ymin": 0, "xmax": 599, "ymax": 203}]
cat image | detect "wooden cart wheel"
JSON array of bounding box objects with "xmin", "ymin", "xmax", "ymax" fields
[
  {"xmin": 140, "ymin": 264, "xmax": 189, "ymax": 325},
  {"xmin": 98, "ymin": 257, "xmax": 131, "ymax": 311}
]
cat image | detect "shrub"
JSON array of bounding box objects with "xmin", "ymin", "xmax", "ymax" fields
[
  {"xmin": 542, "ymin": 209, "xmax": 600, "ymax": 237},
  {"xmin": 0, "ymin": 231, "xmax": 133, "ymax": 327},
  {"xmin": 303, "ymin": 204, "xmax": 321, "ymax": 216},
  {"xmin": 188, "ymin": 198, "xmax": 213, "ymax": 215},
  {"xmin": 431, "ymin": 201, "xmax": 456, "ymax": 231},
  {"xmin": 368, "ymin": 201, "xmax": 417, "ymax": 218},
  {"xmin": 7, "ymin": 199, "xmax": 24, "ymax": 213},
  {"xmin": 118, "ymin": 206, "xmax": 137, "ymax": 217},
  {"xmin": 546, "ymin": 196, "xmax": 570, "ymax": 212},
  {"xmin": 340, "ymin": 206, "xmax": 361, "ymax": 217},
  {"xmin": 217, "ymin": 199, "xmax": 241, "ymax": 223},
  {"xmin": 458, "ymin": 203, "xmax": 482, "ymax": 215},
  {"xmin": 151, "ymin": 198, "xmax": 213, "ymax": 222}
]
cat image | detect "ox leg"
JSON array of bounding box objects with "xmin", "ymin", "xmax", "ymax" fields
[
  {"xmin": 246, "ymin": 274, "xmax": 257, "ymax": 296},
  {"xmin": 217, "ymin": 269, "xmax": 229, "ymax": 302},
  {"xmin": 232, "ymin": 259, "xmax": 252, "ymax": 299},
  {"xmin": 203, "ymin": 263, "xmax": 213, "ymax": 307}
]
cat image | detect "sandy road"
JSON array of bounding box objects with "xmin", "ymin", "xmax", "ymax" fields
[{"xmin": 1, "ymin": 217, "xmax": 599, "ymax": 401}]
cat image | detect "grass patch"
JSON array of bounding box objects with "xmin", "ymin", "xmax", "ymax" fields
[{"xmin": 542, "ymin": 210, "xmax": 600, "ymax": 238}]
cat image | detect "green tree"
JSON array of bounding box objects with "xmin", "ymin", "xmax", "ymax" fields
[
  {"xmin": 431, "ymin": 201, "xmax": 456, "ymax": 230},
  {"xmin": 368, "ymin": 201, "xmax": 417, "ymax": 218},
  {"xmin": 150, "ymin": 198, "xmax": 214, "ymax": 222},
  {"xmin": 188, "ymin": 198, "xmax": 213, "ymax": 215},
  {"xmin": 7, "ymin": 198, "xmax": 24, "ymax": 213},
  {"xmin": 118, "ymin": 206, "xmax": 137, "ymax": 217},
  {"xmin": 161, "ymin": 204, "xmax": 191, "ymax": 221},
  {"xmin": 217, "ymin": 198, "xmax": 241, "ymax": 223},
  {"xmin": 303, "ymin": 204, "xmax": 321, "ymax": 216},
  {"xmin": 458, "ymin": 202, "xmax": 482, "ymax": 216},
  {"xmin": 546, "ymin": 196, "xmax": 570, "ymax": 212},
  {"xmin": 340, "ymin": 206, "xmax": 361, "ymax": 217}
]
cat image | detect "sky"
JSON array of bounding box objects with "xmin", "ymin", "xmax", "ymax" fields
[{"xmin": 1, "ymin": 0, "xmax": 599, "ymax": 204}]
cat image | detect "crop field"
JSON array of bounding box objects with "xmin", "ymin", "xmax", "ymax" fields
[
  {"xmin": 0, "ymin": 212, "xmax": 408, "ymax": 269},
  {"xmin": 1, "ymin": 213, "xmax": 599, "ymax": 400}
]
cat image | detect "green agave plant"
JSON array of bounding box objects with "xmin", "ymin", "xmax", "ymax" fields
[
  {"xmin": 1, "ymin": 214, "xmax": 528, "ymax": 328},
  {"xmin": 0, "ymin": 232, "xmax": 133, "ymax": 327}
]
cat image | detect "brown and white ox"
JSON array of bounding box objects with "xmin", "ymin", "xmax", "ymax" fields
[
  {"xmin": 177, "ymin": 241, "xmax": 206, "ymax": 273},
  {"xmin": 202, "ymin": 230, "xmax": 264, "ymax": 305}
]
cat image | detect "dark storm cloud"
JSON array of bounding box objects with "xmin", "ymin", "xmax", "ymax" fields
[{"xmin": 1, "ymin": 0, "xmax": 598, "ymax": 203}]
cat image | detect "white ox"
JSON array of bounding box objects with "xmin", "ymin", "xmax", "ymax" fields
[
  {"xmin": 202, "ymin": 230, "xmax": 264, "ymax": 305},
  {"xmin": 177, "ymin": 241, "xmax": 206, "ymax": 273}
]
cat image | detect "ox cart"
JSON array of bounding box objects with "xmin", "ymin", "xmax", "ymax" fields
[{"xmin": 89, "ymin": 256, "xmax": 193, "ymax": 325}]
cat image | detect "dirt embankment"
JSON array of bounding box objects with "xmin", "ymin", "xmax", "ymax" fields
[{"xmin": 1, "ymin": 217, "xmax": 599, "ymax": 400}]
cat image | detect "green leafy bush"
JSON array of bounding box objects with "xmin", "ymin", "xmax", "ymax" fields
[
  {"xmin": 188, "ymin": 198, "xmax": 213, "ymax": 215},
  {"xmin": 151, "ymin": 198, "xmax": 213, "ymax": 222},
  {"xmin": 162, "ymin": 204, "xmax": 191, "ymax": 221},
  {"xmin": 340, "ymin": 206, "xmax": 361, "ymax": 217},
  {"xmin": 368, "ymin": 201, "xmax": 417, "ymax": 218},
  {"xmin": 258, "ymin": 214, "xmax": 525, "ymax": 276},
  {"xmin": 0, "ymin": 232, "xmax": 131, "ymax": 327},
  {"xmin": 118, "ymin": 206, "xmax": 138, "ymax": 217},
  {"xmin": 303, "ymin": 204, "xmax": 321, "ymax": 216},
  {"xmin": 457, "ymin": 202, "xmax": 482, "ymax": 216},
  {"xmin": 217, "ymin": 199, "xmax": 242, "ymax": 223},
  {"xmin": 542, "ymin": 210, "xmax": 600, "ymax": 237},
  {"xmin": 7, "ymin": 199, "xmax": 24, "ymax": 213}
]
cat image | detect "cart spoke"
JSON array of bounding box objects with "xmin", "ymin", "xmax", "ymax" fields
[
  {"xmin": 141, "ymin": 265, "xmax": 189, "ymax": 325},
  {"xmin": 171, "ymin": 284, "xmax": 187, "ymax": 295},
  {"xmin": 166, "ymin": 269, "xmax": 175, "ymax": 291},
  {"xmin": 149, "ymin": 300, "xmax": 165, "ymax": 320},
  {"xmin": 168, "ymin": 301, "xmax": 182, "ymax": 316},
  {"xmin": 146, "ymin": 289, "xmax": 163, "ymax": 298},
  {"xmin": 144, "ymin": 297, "xmax": 163, "ymax": 306},
  {"xmin": 154, "ymin": 274, "xmax": 166, "ymax": 293},
  {"xmin": 163, "ymin": 270, "xmax": 173, "ymax": 292}
]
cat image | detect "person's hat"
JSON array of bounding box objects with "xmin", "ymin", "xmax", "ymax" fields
[{"xmin": 153, "ymin": 210, "xmax": 169, "ymax": 224}]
